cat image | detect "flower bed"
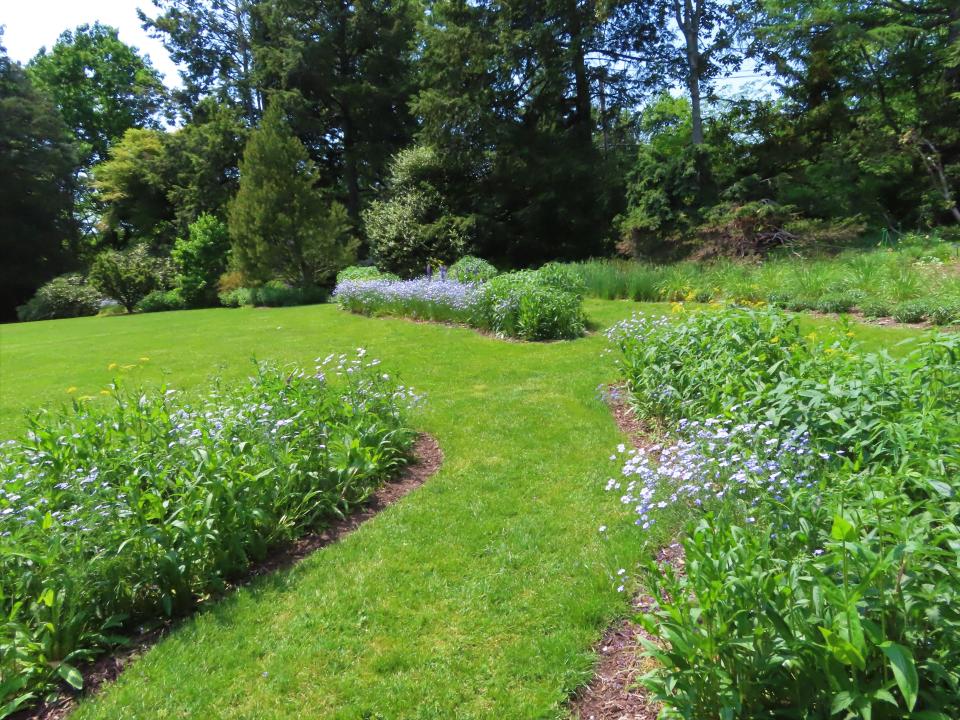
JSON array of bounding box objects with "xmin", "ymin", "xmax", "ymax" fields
[
  {"xmin": 0, "ymin": 353, "xmax": 420, "ymax": 711},
  {"xmin": 605, "ymin": 307, "xmax": 960, "ymax": 718},
  {"xmin": 333, "ymin": 266, "xmax": 586, "ymax": 341}
]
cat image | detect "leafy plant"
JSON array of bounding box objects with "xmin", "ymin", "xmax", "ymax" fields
[
  {"xmin": 88, "ymin": 243, "xmax": 172, "ymax": 313},
  {"xmin": 0, "ymin": 354, "xmax": 419, "ymax": 709},
  {"xmin": 449, "ymin": 256, "xmax": 498, "ymax": 283},
  {"xmin": 16, "ymin": 275, "xmax": 101, "ymax": 322},
  {"xmin": 171, "ymin": 214, "xmax": 231, "ymax": 307}
]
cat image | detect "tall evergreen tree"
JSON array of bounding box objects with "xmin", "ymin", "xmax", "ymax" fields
[
  {"xmin": 229, "ymin": 102, "xmax": 356, "ymax": 286},
  {"xmin": 255, "ymin": 0, "xmax": 419, "ymax": 225},
  {"xmin": 139, "ymin": 0, "xmax": 262, "ymax": 123},
  {"xmin": 0, "ymin": 37, "xmax": 79, "ymax": 320}
]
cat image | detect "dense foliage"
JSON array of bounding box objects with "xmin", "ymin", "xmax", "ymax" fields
[
  {"xmin": 333, "ymin": 262, "xmax": 586, "ymax": 340},
  {"xmin": 15, "ymin": 275, "xmax": 102, "ymax": 323},
  {"xmin": 606, "ymin": 307, "xmax": 960, "ymax": 718},
  {"xmin": 228, "ymin": 103, "xmax": 356, "ymax": 288},
  {"xmin": 0, "ymin": 354, "xmax": 419, "ymax": 712},
  {"xmin": 88, "ymin": 244, "xmax": 173, "ymax": 313},
  {"xmin": 3, "ymin": 0, "xmax": 958, "ymax": 319},
  {"xmin": 573, "ymin": 240, "xmax": 960, "ymax": 325}
]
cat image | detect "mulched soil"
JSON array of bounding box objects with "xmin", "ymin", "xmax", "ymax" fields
[
  {"xmin": 568, "ymin": 388, "xmax": 682, "ymax": 720},
  {"xmin": 14, "ymin": 433, "xmax": 443, "ymax": 720}
]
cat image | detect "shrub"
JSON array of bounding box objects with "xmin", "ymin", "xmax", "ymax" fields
[
  {"xmin": 253, "ymin": 284, "xmax": 327, "ymax": 307},
  {"xmin": 449, "ymin": 256, "xmax": 498, "ymax": 283},
  {"xmin": 814, "ymin": 292, "xmax": 859, "ymax": 313},
  {"xmin": 336, "ymin": 265, "xmax": 400, "ymax": 283},
  {"xmin": 218, "ymin": 287, "xmax": 254, "ymax": 308},
  {"xmin": 88, "ymin": 243, "xmax": 172, "ymax": 313},
  {"xmin": 891, "ymin": 299, "xmax": 930, "ymax": 323},
  {"xmin": 0, "ymin": 356, "xmax": 419, "ymax": 708},
  {"xmin": 474, "ymin": 272, "xmax": 585, "ymax": 340},
  {"xmin": 217, "ymin": 270, "xmax": 247, "ymax": 295},
  {"xmin": 16, "ymin": 274, "xmax": 101, "ymax": 322},
  {"xmin": 218, "ymin": 285, "xmax": 327, "ymax": 308},
  {"xmin": 364, "ymin": 146, "xmax": 473, "ymax": 276},
  {"xmin": 535, "ymin": 261, "xmax": 586, "ymax": 296},
  {"xmin": 136, "ymin": 288, "xmax": 187, "ymax": 313},
  {"xmin": 858, "ymin": 298, "xmax": 892, "ymax": 318},
  {"xmin": 929, "ymin": 301, "xmax": 960, "ymax": 326},
  {"xmin": 171, "ymin": 214, "xmax": 231, "ymax": 307}
]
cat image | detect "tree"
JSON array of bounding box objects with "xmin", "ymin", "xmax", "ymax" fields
[
  {"xmin": 754, "ymin": 0, "xmax": 960, "ymax": 225},
  {"xmin": 171, "ymin": 214, "xmax": 231, "ymax": 306},
  {"xmin": 89, "ymin": 243, "xmax": 172, "ymax": 313},
  {"xmin": 636, "ymin": 0, "xmax": 750, "ymax": 146},
  {"xmin": 92, "ymin": 129, "xmax": 176, "ymax": 249},
  {"xmin": 365, "ymin": 145, "xmax": 473, "ymax": 275},
  {"xmin": 28, "ymin": 23, "xmax": 169, "ymax": 166},
  {"xmin": 255, "ymin": 0, "xmax": 419, "ymax": 225},
  {"xmin": 0, "ymin": 35, "xmax": 79, "ymax": 321},
  {"xmin": 139, "ymin": 0, "xmax": 262, "ymax": 122},
  {"xmin": 92, "ymin": 104, "xmax": 246, "ymax": 251},
  {"xmin": 229, "ymin": 103, "xmax": 356, "ymax": 286}
]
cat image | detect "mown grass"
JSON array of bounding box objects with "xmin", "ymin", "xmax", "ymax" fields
[{"xmin": 0, "ymin": 300, "xmax": 929, "ymax": 718}]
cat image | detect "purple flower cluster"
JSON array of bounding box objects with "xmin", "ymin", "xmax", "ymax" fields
[
  {"xmin": 606, "ymin": 418, "xmax": 823, "ymax": 530},
  {"xmin": 333, "ymin": 277, "xmax": 481, "ymax": 312}
]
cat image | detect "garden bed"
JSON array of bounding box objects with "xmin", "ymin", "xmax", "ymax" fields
[
  {"xmin": 599, "ymin": 306, "xmax": 960, "ymax": 718},
  {"xmin": 0, "ymin": 353, "xmax": 423, "ymax": 716}
]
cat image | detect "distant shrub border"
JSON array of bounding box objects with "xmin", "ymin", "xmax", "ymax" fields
[{"xmin": 332, "ymin": 260, "xmax": 586, "ymax": 341}]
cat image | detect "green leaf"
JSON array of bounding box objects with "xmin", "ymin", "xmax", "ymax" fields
[
  {"xmin": 56, "ymin": 662, "xmax": 84, "ymax": 690},
  {"xmin": 879, "ymin": 642, "xmax": 918, "ymax": 711},
  {"xmin": 831, "ymin": 514, "xmax": 857, "ymax": 542}
]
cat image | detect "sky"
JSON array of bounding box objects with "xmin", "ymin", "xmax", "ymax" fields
[
  {"xmin": 1, "ymin": 1, "xmax": 772, "ymax": 100},
  {"xmin": 1, "ymin": 0, "xmax": 182, "ymax": 86}
]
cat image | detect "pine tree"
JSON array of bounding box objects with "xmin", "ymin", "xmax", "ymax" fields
[{"xmin": 228, "ymin": 102, "xmax": 356, "ymax": 286}]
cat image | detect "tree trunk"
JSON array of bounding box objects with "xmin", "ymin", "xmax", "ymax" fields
[
  {"xmin": 569, "ymin": 1, "xmax": 593, "ymax": 144},
  {"xmin": 676, "ymin": 0, "xmax": 704, "ymax": 145}
]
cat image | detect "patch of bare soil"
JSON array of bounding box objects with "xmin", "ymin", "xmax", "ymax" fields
[
  {"xmin": 568, "ymin": 388, "xmax": 680, "ymax": 720},
  {"xmin": 15, "ymin": 433, "xmax": 443, "ymax": 720}
]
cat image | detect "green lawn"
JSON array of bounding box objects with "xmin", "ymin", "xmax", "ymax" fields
[{"xmin": 0, "ymin": 300, "xmax": 929, "ymax": 719}]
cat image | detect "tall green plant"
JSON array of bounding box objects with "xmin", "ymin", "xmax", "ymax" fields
[{"xmin": 229, "ymin": 103, "xmax": 356, "ymax": 287}]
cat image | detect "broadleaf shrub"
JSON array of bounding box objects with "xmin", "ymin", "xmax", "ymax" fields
[
  {"xmin": 449, "ymin": 256, "xmax": 498, "ymax": 283},
  {"xmin": 336, "ymin": 265, "xmax": 400, "ymax": 283},
  {"xmin": 16, "ymin": 275, "xmax": 101, "ymax": 322},
  {"xmin": 136, "ymin": 288, "xmax": 187, "ymax": 313},
  {"xmin": 473, "ymin": 271, "xmax": 585, "ymax": 340}
]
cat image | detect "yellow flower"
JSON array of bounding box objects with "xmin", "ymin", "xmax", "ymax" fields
[
  {"xmin": 824, "ymin": 347, "xmax": 837, "ymax": 355},
  {"xmin": 66, "ymin": 386, "xmax": 77, "ymax": 394},
  {"xmin": 99, "ymin": 389, "xmax": 111, "ymax": 396},
  {"xmin": 108, "ymin": 362, "xmax": 118, "ymax": 371},
  {"xmin": 671, "ymin": 302, "xmax": 685, "ymax": 314},
  {"xmin": 805, "ymin": 331, "xmax": 817, "ymax": 342},
  {"xmin": 845, "ymin": 331, "xmax": 855, "ymax": 338}
]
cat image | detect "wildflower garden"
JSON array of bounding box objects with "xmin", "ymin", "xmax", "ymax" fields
[
  {"xmin": 1, "ymin": 260, "xmax": 957, "ymax": 719},
  {"xmin": 4, "ymin": 0, "xmax": 960, "ymax": 713}
]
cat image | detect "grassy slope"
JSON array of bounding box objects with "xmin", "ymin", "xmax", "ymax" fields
[{"xmin": 0, "ymin": 300, "xmax": 927, "ymax": 719}]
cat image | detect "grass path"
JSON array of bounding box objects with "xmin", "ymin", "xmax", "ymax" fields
[{"xmin": 0, "ymin": 301, "xmax": 927, "ymax": 719}]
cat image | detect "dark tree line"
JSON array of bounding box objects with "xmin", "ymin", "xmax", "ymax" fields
[{"xmin": 1, "ymin": 0, "xmax": 958, "ymax": 319}]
